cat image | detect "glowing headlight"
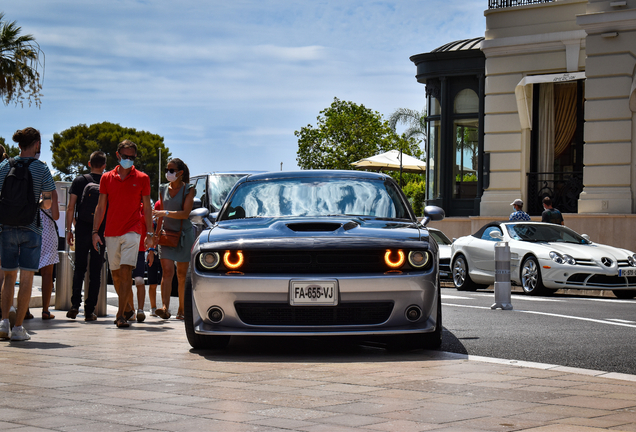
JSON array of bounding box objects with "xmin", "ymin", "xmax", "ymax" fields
[
  {"xmin": 198, "ymin": 252, "xmax": 220, "ymax": 270},
  {"xmin": 628, "ymin": 254, "xmax": 636, "ymax": 267},
  {"xmin": 550, "ymin": 251, "xmax": 565, "ymax": 264},
  {"xmin": 223, "ymin": 250, "xmax": 244, "ymax": 270},
  {"xmin": 408, "ymin": 250, "xmax": 430, "ymax": 268},
  {"xmin": 384, "ymin": 249, "xmax": 405, "ymax": 269}
]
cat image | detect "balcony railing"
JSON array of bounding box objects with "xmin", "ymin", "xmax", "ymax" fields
[
  {"xmin": 526, "ymin": 171, "xmax": 583, "ymax": 216},
  {"xmin": 488, "ymin": 0, "xmax": 556, "ymax": 9}
]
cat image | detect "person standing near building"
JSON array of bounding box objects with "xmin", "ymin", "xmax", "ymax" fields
[
  {"xmin": 65, "ymin": 151, "xmax": 107, "ymax": 321},
  {"xmin": 0, "ymin": 127, "xmax": 55, "ymax": 341},
  {"xmin": 541, "ymin": 196, "xmax": 564, "ymax": 225},
  {"xmin": 509, "ymin": 198, "xmax": 531, "ymax": 221},
  {"xmin": 92, "ymin": 140, "xmax": 153, "ymax": 328},
  {"xmin": 38, "ymin": 192, "xmax": 61, "ymax": 320}
]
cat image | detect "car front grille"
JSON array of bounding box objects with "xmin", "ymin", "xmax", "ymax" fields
[
  {"xmin": 566, "ymin": 273, "xmax": 636, "ymax": 288},
  {"xmin": 235, "ymin": 302, "xmax": 394, "ymax": 326},
  {"xmin": 240, "ymin": 250, "xmax": 386, "ymax": 273},
  {"xmin": 439, "ymin": 258, "xmax": 450, "ymax": 273}
]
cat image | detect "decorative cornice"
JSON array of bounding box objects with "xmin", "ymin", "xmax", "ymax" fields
[
  {"xmin": 576, "ymin": 9, "xmax": 636, "ymax": 34},
  {"xmin": 481, "ymin": 30, "xmax": 587, "ymax": 57}
]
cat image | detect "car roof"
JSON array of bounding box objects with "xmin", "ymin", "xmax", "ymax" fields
[
  {"xmin": 242, "ymin": 170, "xmax": 394, "ymax": 182},
  {"xmin": 191, "ymin": 171, "xmax": 264, "ymax": 177}
]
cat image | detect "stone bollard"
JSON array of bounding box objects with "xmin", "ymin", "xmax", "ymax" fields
[
  {"xmin": 55, "ymin": 250, "xmax": 74, "ymax": 310},
  {"xmin": 491, "ymin": 241, "xmax": 513, "ymax": 310}
]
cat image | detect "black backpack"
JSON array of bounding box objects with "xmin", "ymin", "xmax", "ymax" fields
[
  {"xmin": 0, "ymin": 158, "xmax": 39, "ymax": 227},
  {"xmin": 76, "ymin": 174, "xmax": 101, "ymax": 224}
]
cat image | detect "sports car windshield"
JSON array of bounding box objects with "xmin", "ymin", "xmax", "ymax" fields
[
  {"xmin": 221, "ymin": 178, "xmax": 409, "ymax": 220},
  {"xmin": 506, "ymin": 224, "xmax": 589, "ymax": 244}
]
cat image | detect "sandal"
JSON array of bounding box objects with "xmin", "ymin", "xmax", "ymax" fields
[
  {"xmin": 42, "ymin": 311, "xmax": 55, "ymax": 320},
  {"xmin": 155, "ymin": 308, "xmax": 171, "ymax": 319},
  {"xmin": 176, "ymin": 314, "xmax": 184, "ymax": 320},
  {"xmin": 116, "ymin": 317, "xmax": 129, "ymax": 328},
  {"xmin": 24, "ymin": 309, "xmax": 34, "ymax": 320}
]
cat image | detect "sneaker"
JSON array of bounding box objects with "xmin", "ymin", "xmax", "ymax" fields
[
  {"xmin": 0, "ymin": 320, "xmax": 10, "ymax": 339},
  {"xmin": 8, "ymin": 306, "xmax": 17, "ymax": 329},
  {"xmin": 10, "ymin": 326, "xmax": 30, "ymax": 341},
  {"xmin": 66, "ymin": 307, "xmax": 79, "ymax": 319},
  {"xmin": 85, "ymin": 313, "xmax": 97, "ymax": 322},
  {"xmin": 150, "ymin": 307, "xmax": 157, "ymax": 317},
  {"xmin": 137, "ymin": 309, "xmax": 146, "ymax": 323}
]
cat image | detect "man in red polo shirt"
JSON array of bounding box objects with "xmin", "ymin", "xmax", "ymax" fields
[{"xmin": 92, "ymin": 140, "xmax": 154, "ymax": 328}]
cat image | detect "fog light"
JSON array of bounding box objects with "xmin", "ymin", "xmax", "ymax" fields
[
  {"xmin": 405, "ymin": 305, "xmax": 422, "ymax": 322},
  {"xmin": 207, "ymin": 307, "xmax": 224, "ymax": 323}
]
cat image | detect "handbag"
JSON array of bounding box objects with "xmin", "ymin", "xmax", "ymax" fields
[{"xmin": 157, "ymin": 184, "xmax": 186, "ymax": 248}]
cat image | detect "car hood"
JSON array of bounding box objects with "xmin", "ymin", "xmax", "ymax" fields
[
  {"xmin": 198, "ymin": 217, "xmax": 430, "ymax": 251},
  {"xmin": 512, "ymin": 240, "xmax": 632, "ymax": 260}
]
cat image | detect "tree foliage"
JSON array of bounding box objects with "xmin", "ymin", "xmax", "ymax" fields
[
  {"xmin": 296, "ymin": 98, "xmax": 420, "ymax": 170},
  {"xmin": 0, "ymin": 12, "xmax": 44, "ymax": 107},
  {"xmin": 0, "ymin": 136, "xmax": 19, "ymax": 158},
  {"xmin": 389, "ymin": 107, "xmax": 426, "ymax": 146},
  {"xmin": 51, "ymin": 122, "xmax": 170, "ymax": 200}
]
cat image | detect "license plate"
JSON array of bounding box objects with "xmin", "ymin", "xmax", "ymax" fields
[
  {"xmin": 290, "ymin": 280, "xmax": 338, "ymax": 306},
  {"xmin": 619, "ymin": 268, "xmax": 636, "ymax": 277}
]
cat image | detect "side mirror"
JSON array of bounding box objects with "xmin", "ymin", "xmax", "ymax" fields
[
  {"xmin": 452, "ymin": 238, "xmax": 456, "ymax": 243},
  {"xmin": 208, "ymin": 212, "xmax": 218, "ymax": 224},
  {"xmin": 489, "ymin": 231, "xmax": 503, "ymax": 240},
  {"xmin": 582, "ymin": 234, "xmax": 591, "ymax": 243},
  {"xmin": 189, "ymin": 207, "xmax": 209, "ymax": 226},
  {"xmin": 192, "ymin": 197, "xmax": 202, "ymax": 210},
  {"xmin": 421, "ymin": 205, "xmax": 445, "ymax": 226}
]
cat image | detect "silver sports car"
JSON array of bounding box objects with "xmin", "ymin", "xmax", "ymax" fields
[
  {"xmin": 451, "ymin": 221, "xmax": 636, "ymax": 298},
  {"xmin": 186, "ymin": 170, "xmax": 445, "ymax": 350}
]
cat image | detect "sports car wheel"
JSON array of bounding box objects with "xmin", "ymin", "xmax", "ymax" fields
[
  {"xmin": 520, "ymin": 256, "xmax": 546, "ymax": 295},
  {"xmin": 452, "ymin": 255, "xmax": 483, "ymax": 291},
  {"xmin": 184, "ymin": 281, "xmax": 230, "ymax": 350},
  {"xmin": 612, "ymin": 290, "xmax": 636, "ymax": 299}
]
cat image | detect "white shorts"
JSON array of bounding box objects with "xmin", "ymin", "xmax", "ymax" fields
[{"xmin": 105, "ymin": 232, "xmax": 141, "ymax": 271}]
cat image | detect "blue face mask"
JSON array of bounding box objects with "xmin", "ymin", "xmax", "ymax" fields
[{"xmin": 119, "ymin": 158, "xmax": 134, "ymax": 169}]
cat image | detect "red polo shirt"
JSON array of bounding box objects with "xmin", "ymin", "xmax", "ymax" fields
[{"xmin": 100, "ymin": 165, "xmax": 151, "ymax": 237}]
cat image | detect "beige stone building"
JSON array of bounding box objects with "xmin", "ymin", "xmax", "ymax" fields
[{"xmin": 412, "ymin": 0, "xmax": 636, "ymax": 249}]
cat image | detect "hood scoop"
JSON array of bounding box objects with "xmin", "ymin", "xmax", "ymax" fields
[{"xmin": 286, "ymin": 222, "xmax": 342, "ymax": 232}]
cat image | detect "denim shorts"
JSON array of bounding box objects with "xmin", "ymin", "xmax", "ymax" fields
[{"xmin": 1, "ymin": 226, "xmax": 43, "ymax": 272}]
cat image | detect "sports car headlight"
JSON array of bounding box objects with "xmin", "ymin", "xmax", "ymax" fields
[
  {"xmin": 223, "ymin": 250, "xmax": 244, "ymax": 270},
  {"xmin": 628, "ymin": 254, "xmax": 636, "ymax": 267},
  {"xmin": 563, "ymin": 254, "xmax": 576, "ymax": 265},
  {"xmin": 384, "ymin": 249, "xmax": 405, "ymax": 269},
  {"xmin": 550, "ymin": 251, "xmax": 565, "ymax": 264},
  {"xmin": 198, "ymin": 252, "xmax": 220, "ymax": 270},
  {"xmin": 408, "ymin": 250, "xmax": 430, "ymax": 268}
]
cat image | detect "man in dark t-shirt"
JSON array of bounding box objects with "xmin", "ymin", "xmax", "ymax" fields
[
  {"xmin": 541, "ymin": 196, "xmax": 564, "ymax": 225},
  {"xmin": 65, "ymin": 151, "xmax": 107, "ymax": 321}
]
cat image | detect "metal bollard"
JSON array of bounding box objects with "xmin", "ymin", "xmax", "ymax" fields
[
  {"xmin": 83, "ymin": 251, "xmax": 109, "ymax": 317},
  {"xmin": 491, "ymin": 241, "xmax": 513, "ymax": 310},
  {"xmin": 55, "ymin": 250, "xmax": 75, "ymax": 310}
]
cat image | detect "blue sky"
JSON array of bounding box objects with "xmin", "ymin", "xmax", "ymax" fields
[{"xmin": 2, "ymin": 1, "xmax": 486, "ymax": 176}]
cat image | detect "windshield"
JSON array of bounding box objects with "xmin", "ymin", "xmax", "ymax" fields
[
  {"xmin": 221, "ymin": 177, "xmax": 410, "ymax": 220},
  {"xmin": 208, "ymin": 174, "xmax": 248, "ymax": 211},
  {"xmin": 506, "ymin": 224, "xmax": 588, "ymax": 244},
  {"xmin": 429, "ymin": 230, "xmax": 451, "ymax": 245}
]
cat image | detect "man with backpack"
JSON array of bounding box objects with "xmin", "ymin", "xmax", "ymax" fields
[
  {"xmin": 541, "ymin": 196, "xmax": 565, "ymax": 225},
  {"xmin": 65, "ymin": 151, "xmax": 107, "ymax": 321},
  {"xmin": 0, "ymin": 127, "xmax": 56, "ymax": 341}
]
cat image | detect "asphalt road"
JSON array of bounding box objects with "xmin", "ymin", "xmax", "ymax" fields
[{"xmin": 440, "ymin": 286, "xmax": 636, "ymax": 375}]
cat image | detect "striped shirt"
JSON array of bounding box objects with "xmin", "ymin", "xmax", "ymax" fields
[{"xmin": 0, "ymin": 156, "xmax": 56, "ymax": 235}]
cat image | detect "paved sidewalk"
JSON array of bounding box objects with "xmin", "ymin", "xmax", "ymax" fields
[{"xmin": 1, "ymin": 306, "xmax": 635, "ymax": 431}]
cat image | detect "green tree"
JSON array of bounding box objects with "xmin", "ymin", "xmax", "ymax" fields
[
  {"xmin": 389, "ymin": 107, "xmax": 426, "ymax": 145},
  {"xmin": 51, "ymin": 122, "xmax": 170, "ymax": 200},
  {"xmin": 0, "ymin": 136, "xmax": 20, "ymax": 157},
  {"xmin": 0, "ymin": 12, "xmax": 44, "ymax": 107},
  {"xmin": 296, "ymin": 98, "xmax": 419, "ymax": 170},
  {"xmin": 402, "ymin": 179, "xmax": 426, "ymax": 217}
]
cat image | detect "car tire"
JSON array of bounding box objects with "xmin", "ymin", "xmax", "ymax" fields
[
  {"xmin": 184, "ymin": 279, "xmax": 230, "ymax": 350},
  {"xmin": 452, "ymin": 254, "xmax": 484, "ymax": 291},
  {"xmin": 520, "ymin": 256, "xmax": 547, "ymax": 295},
  {"xmin": 612, "ymin": 289, "xmax": 636, "ymax": 299}
]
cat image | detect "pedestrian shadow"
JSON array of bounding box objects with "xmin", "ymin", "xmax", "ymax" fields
[
  {"xmin": 4, "ymin": 341, "xmax": 73, "ymax": 349},
  {"xmin": 190, "ymin": 328, "xmax": 468, "ymax": 364}
]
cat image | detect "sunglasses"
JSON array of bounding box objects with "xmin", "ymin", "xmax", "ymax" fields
[
  {"xmin": 165, "ymin": 168, "xmax": 181, "ymax": 174},
  {"xmin": 120, "ymin": 154, "xmax": 136, "ymax": 161}
]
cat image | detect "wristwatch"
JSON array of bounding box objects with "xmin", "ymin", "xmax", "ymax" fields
[{"xmin": 146, "ymin": 232, "xmax": 155, "ymax": 237}]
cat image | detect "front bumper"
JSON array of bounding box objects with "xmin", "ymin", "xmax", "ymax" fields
[
  {"xmin": 190, "ymin": 269, "xmax": 440, "ymax": 336},
  {"xmin": 539, "ymin": 262, "xmax": 636, "ymax": 290}
]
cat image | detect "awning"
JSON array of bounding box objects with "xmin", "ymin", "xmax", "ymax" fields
[
  {"xmin": 515, "ymin": 72, "xmax": 586, "ymax": 129},
  {"xmin": 351, "ymin": 150, "xmax": 426, "ymax": 173}
]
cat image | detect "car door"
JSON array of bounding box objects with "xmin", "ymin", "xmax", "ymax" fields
[{"xmin": 464, "ymin": 226, "xmax": 502, "ymax": 276}]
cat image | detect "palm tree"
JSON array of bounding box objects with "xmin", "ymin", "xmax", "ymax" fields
[
  {"xmin": 0, "ymin": 12, "xmax": 44, "ymax": 107},
  {"xmin": 388, "ymin": 107, "xmax": 427, "ymax": 146}
]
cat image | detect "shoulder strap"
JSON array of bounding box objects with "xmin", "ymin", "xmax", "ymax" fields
[{"xmin": 83, "ymin": 173, "xmax": 94, "ymax": 183}]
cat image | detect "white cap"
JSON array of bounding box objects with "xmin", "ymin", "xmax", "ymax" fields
[{"xmin": 510, "ymin": 199, "xmax": 523, "ymax": 206}]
